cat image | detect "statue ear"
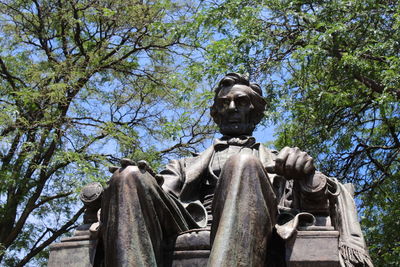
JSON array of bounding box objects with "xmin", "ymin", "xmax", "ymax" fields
[{"xmin": 210, "ymin": 105, "xmax": 218, "ymax": 123}]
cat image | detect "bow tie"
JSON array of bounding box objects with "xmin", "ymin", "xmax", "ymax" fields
[{"xmin": 214, "ymin": 136, "xmax": 256, "ymax": 150}]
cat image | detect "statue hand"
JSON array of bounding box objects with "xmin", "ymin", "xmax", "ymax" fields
[
  {"xmin": 108, "ymin": 158, "xmax": 136, "ymax": 173},
  {"xmin": 273, "ymin": 147, "xmax": 316, "ymax": 180},
  {"xmin": 108, "ymin": 158, "xmax": 164, "ymax": 186}
]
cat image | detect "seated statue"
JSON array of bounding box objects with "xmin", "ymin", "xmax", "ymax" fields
[{"xmin": 98, "ymin": 73, "xmax": 372, "ymax": 267}]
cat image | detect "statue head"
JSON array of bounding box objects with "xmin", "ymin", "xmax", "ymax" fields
[{"xmin": 210, "ymin": 73, "xmax": 266, "ymax": 136}]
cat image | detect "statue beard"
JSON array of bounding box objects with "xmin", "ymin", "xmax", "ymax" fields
[{"xmin": 218, "ymin": 122, "xmax": 255, "ymax": 136}]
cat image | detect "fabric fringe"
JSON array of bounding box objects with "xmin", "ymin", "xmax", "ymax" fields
[{"xmin": 340, "ymin": 244, "xmax": 374, "ymax": 267}]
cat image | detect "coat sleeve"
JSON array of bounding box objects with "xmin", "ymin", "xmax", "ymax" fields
[{"xmin": 160, "ymin": 158, "xmax": 186, "ymax": 198}]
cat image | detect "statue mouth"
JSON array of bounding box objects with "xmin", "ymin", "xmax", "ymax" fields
[
  {"xmin": 227, "ymin": 117, "xmax": 242, "ymax": 123},
  {"xmin": 219, "ymin": 121, "xmax": 254, "ymax": 136}
]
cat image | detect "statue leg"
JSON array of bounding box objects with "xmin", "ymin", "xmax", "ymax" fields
[
  {"xmin": 101, "ymin": 166, "xmax": 193, "ymax": 267},
  {"xmin": 208, "ymin": 154, "xmax": 278, "ymax": 267}
]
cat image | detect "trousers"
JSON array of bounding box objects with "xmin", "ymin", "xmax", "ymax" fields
[{"xmin": 101, "ymin": 153, "xmax": 277, "ymax": 267}]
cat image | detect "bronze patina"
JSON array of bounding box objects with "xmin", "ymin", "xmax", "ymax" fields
[{"xmin": 96, "ymin": 73, "xmax": 373, "ymax": 267}]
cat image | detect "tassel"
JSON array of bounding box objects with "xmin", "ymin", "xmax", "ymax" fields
[{"xmin": 339, "ymin": 245, "xmax": 373, "ymax": 267}]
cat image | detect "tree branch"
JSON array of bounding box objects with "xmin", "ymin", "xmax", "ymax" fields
[{"xmin": 15, "ymin": 207, "xmax": 85, "ymax": 267}]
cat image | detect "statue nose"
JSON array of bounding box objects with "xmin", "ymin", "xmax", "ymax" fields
[{"xmin": 228, "ymin": 100, "xmax": 236, "ymax": 111}]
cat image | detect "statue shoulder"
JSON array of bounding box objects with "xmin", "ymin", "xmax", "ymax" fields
[
  {"xmin": 161, "ymin": 145, "xmax": 215, "ymax": 195},
  {"xmin": 183, "ymin": 145, "xmax": 215, "ymax": 165}
]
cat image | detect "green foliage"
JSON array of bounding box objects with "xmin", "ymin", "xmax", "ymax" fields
[
  {"xmin": 1, "ymin": 0, "xmax": 399, "ymax": 265},
  {"xmin": 198, "ymin": 0, "xmax": 400, "ymax": 265},
  {"xmin": 0, "ymin": 0, "xmax": 213, "ymax": 265},
  {"xmin": 361, "ymin": 172, "xmax": 400, "ymax": 266}
]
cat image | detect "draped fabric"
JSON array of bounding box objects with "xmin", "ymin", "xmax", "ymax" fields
[
  {"xmin": 100, "ymin": 137, "xmax": 278, "ymax": 266},
  {"xmin": 100, "ymin": 137, "xmax": 372, "ymax": 267},
  {"xmin": 101, "ymin": 166, "xmax": 196, "ymax": 267},
  {"xmin": 333, "ymin": 181, "xmax": 373, "ymax": 267},
  {"xmin": 273, "ymin": 177, "xmax": 373, "ymax": 267},
  {"xmin": 208, "ymin": 153, "xmax": 277, "ymax": 266}
]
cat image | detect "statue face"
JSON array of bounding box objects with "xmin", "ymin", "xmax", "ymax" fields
[{"xmin": 214, "ymin": 84, "xmax": 254, "ymax": 136}]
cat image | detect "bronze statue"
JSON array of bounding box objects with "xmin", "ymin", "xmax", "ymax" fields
[{"xmin": 98, "ymin": 73, "xmax": 372, "ymax": 267}]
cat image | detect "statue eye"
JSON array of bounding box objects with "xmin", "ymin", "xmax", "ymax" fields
[
  {"xmin": 236, "ymin": 96, "xmax": 249, "ymax": 106},
  {"xmin": 217, "ymin": 98, "xmax": 230, "ymax": 107}
]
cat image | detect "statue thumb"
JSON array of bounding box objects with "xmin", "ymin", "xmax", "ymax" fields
[{"xmin": 265, "ymin": 164, "xmax": 276, "ymax": 173}]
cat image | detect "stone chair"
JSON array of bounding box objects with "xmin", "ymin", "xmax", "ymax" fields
[{"xmin": 48, "ymin": 181, "xmax": 341, "ymax": 267}]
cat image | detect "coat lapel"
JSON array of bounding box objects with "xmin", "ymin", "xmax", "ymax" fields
[
  {"xmin": 179, "ymin": 145, "xmax": 215, "ymax": 202},
  {"xmin": 180, "ymin": 141, "xmax": 278, "ymax": 202}
]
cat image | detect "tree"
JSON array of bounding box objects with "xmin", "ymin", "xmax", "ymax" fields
[
  {"xmin": 196, "ymin": 0, "xmax": 400, "ymax": 265},
  {"xmin": 0, "ymin": 0, "xmax": 213, "ymax": 265},
  {"xmin": 2, "ymin": 0, "xmax": 399, "ymax": 265}
]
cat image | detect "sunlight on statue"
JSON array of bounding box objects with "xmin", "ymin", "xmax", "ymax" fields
[{"xmin": 83, "ymin": 74, "xmax": 372, "ymax": 267}]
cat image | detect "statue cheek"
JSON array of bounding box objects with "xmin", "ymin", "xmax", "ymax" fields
[
  {"xmin": 217, "ymin": 112, "xmax": 227, "ymax": 124},
  {"xmin": 247, "ymin": 106, "xmax": 254, "ymax": 117},
  {"xmin": 242, "ymin": 107, "xmax": 251, "ymax": 118}
]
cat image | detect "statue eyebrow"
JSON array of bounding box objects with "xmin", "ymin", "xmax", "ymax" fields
[
  {"xmin": 216, "ymin": 93, "xmax": 249, "ymax": 101},
  {"xmin": 218, "ymin": 93, "xmax": 249, "ymax": 98}
]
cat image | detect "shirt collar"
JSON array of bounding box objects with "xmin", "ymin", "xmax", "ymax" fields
[{"xmin": 213, "ymin": 135, "xmax": 257, "ymax": 150}]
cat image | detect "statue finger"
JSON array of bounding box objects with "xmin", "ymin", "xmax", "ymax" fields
[
  {"xmin": 295, "ymin": 152, "xmax": 308, "ymax": 176},
  {"xmin": 275, "ymin": 147, "xmax": 291, "ymax": 175},
  {"xmin": 304, "ymin": 157, "xmax": 316, "ymax": 175},
  {"xmin": 265, "ymin": 163, "xmax": 276, "ymax": 173},
  {"xmin": 138, "ymin": 160, "xmax": 157, "ymax": 177},
  {"xmin": 284, "ymin": 147, "xmax": 300, "ymax": 178},
  {"xmin": 108, "ymin": 166, "xmax": 119, "ymax": 173},
  {"xmin": 137, "ymin": 160, "xmax": 150, "ymax": 170},
  {"xmin": 120, "ymin": 158, "xmax": 136, "ymax": 168}
]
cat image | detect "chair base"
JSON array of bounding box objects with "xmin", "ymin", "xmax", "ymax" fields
[
  {"xmin": 48, "ymin": 224, "xmax": 97, "ymax": 267},
  {"xmin": 48, "ymin": 227, "xmax": 340, "ymax": 267},
  {"xmin": 285, "ymin": 229, "xmax": 340, "ymax": 267}
]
